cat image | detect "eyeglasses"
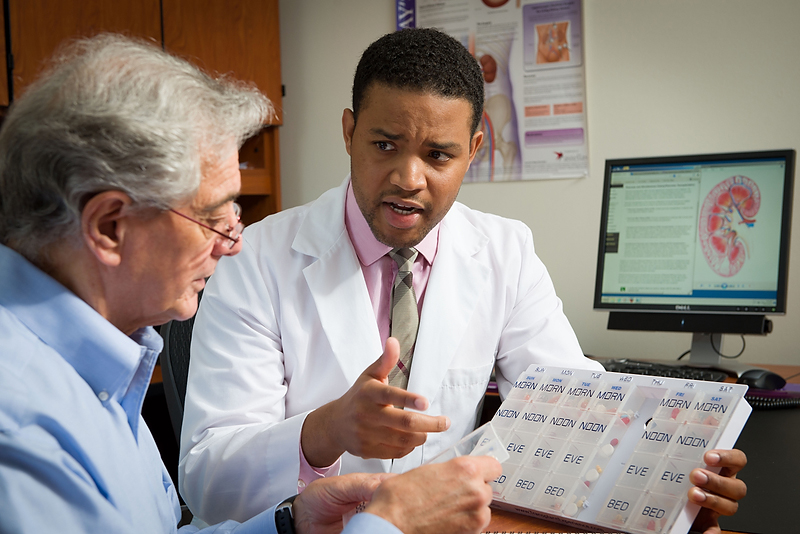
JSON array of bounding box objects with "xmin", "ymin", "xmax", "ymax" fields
[{"xmin": 169, "ymin": 202, "xmax": 244, "ymax": 249}]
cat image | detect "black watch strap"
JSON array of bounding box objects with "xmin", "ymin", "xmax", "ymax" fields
[{"xmin": 275, "ymin": 494, "xmax": 298, "ymax": 534}]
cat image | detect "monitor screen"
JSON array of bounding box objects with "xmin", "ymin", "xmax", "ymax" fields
[{"xmin": 594, "ymin": 150, "xmax": 794, "ymax": 320}]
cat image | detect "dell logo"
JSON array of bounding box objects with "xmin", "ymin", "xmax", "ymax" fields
[{"xmin": 675, "ymin": 305, "xmax": 691, "ymax": 311}]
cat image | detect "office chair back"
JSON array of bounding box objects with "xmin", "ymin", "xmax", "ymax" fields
[{"xmin": 160, "ymin": 290, "xmax": 202, "ymax": 443}]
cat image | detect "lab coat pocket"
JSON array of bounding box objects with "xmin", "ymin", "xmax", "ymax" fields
[{"xmin": 423, "ymin": 362, "xmax": 495, "ymax": 464}]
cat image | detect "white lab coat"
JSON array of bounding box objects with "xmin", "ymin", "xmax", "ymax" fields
[{"xmin": 179, "ymin": 178, "xmax": 601, "ymax": 523}]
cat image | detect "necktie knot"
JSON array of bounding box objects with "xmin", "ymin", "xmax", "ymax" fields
[{"xmin": 389, "ymin": 247, "xmax": 418, "ymax": 273}]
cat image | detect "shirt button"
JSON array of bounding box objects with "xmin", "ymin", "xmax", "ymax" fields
[
  {"xmin": 297, "ymin": 479, "xmax": 307, "ymax": 491},
  {"xmin": 98, "ymin": 391, "xmax": 109, "ymax": 402}
]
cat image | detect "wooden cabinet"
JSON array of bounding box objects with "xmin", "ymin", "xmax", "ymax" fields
[
  {"xmin": 161, "ymin": 0, "xmax": 282, "ymax": 224},
  {"xmin": 238, "ymin": 127, "xmax": 281, "ymax": 226},
  {"xmin": 162, "ymin": 0, "xmax": 282, "ymax": 125},
  {"xmin": 3, "ymin": 0, "xmax": 161, "ymax": 102},
  {"xmin": 0, "ymin": 0, "xmax": 281, "ymax": 223}
]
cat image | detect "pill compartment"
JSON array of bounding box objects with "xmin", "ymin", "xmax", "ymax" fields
[
  {"xmin": 591, "ymin": 435, "xmax": 621, "ymax": 475},
  {"xmin": 684, "ymin": 390, "xmax": 739, "ymax": 427},
  {"xmin": 652, "ymin": 388, "xmax": 703, "ymax": 423},
  {"xmin": 533, "ymin": 374, "xmax": 574, "ymax": 404},
  {"xmin": 560, "ymin": 373, "xmax": 605, "ymax": 410},
  {"xmin": 562, "ymin": 487, "xmax": 591, "ymax": 519},
  {"xmin": 502, "ymin": 429, "xmax": 536, "ymax": 465},
  {"xmin": 491, "ymin": 461, "xmax": 520, "ymax": 500},
  {"xmin": 540, "ymin": 405, "xmax": 583, "ymax": 439},
  {"xmin": 552, "ymin": 440, "xmax": 596, "ymax": 478},
  {"xmin": 595, "ymin": 485, "xmax": 644, "ymax": 530},
  {"xmin": 616, "ymin": 381, "xmax": 652, "ymax": 420},
  {"xmin": 587, "ymin": 406, "xmax": 640, "ymax": 470},
  {"xmin": 427, "ymin": 421, "xmax": 509, "ymax": 465},
  {"xmin": 576, "ymin": 461, "xmax": 604, "ymax": 492},
  {"xmin": 649, "ymin": 457, "xmax": 696, "ymax": 497},
  {"xmin": 635, "ymin": 419, "xmax": 680, "ymax": 455},
  {"xmin": 572, "ymin": 411, "xmax": 614, "ymax": 446},
  {"xmin": 591, "ymin": 381, "xmax": 634, "ymax": 414},
  {"xmin": 523, "ymin": 436, "xmax": 567, "ymax": 471},
  {"xmin": 616, "ymin": 452, "xmax": 662, "ymax": 491},
  {"xmin": 513, "ymin": 402, "xmax": 555, "ymax": 434},
  {"xmin": 504, "ymin": 466, "xmax": 549, "ymax": 506},
  {"xmin": 468, "ymin": 422, "xmax": 510, "ymax": 464},
  {"xmin": 531, "ymin": 473, "xmax": 579, "ymax": 514},
  {"xmin": 667, "ymin": 423, "xmax": 718, "ymax": 462},
  {"xmin": 554, "ymin": 487, "xmax": 583, "ymax": 518},
  {"xmin": 491, "ymin": 398, "xmax": 529, "ymax": 433},
  {"xmin": 506, "ymin": 373, "xmax": 544, "ymax": 401},
  {"xmin": 627, "ymin": 491, "xmax": 683, "ymax": 534},
  {"xmin": 589, "ymin": 410, "xmax": 636, "ymax": 471}
]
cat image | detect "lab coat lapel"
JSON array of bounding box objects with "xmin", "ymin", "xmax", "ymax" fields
[
  {"xmin": 294, "ymin": 181, "xmax": 383, "ymax": 386},
  {"xmin": 407, "ymin": 207, "xmax": 491, "ymax": 404}
]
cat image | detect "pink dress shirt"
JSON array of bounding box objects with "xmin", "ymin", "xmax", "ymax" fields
[{"xmin": 344, "ymin": 182, "xmax": 439, "ymax": 344}]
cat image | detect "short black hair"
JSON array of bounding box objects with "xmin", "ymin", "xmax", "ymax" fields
[{"xmin": 352, "ymin": 28, "xmax": 484, "ymax": 136}]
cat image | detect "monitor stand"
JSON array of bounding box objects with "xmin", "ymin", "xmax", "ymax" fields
[{"xmin": 688, "ymin": 333, "xmax": 762, "ymax": 378}]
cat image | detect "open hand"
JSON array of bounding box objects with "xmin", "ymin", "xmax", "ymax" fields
[{"xmin": 301, "ymin": 337, "xmax": 450, "ymax": 467}]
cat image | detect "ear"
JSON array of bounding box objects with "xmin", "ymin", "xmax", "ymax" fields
[
  {"xmin": 342, "ymin": 108, "xmax": 356, "ymax": 156},
  {"xmin": 81, "ymin": 191, "xmax": 134, "ymax": 268},
  {"xmin": 467, "ymin": 129, "xmax": 484, "ymax": 165}
]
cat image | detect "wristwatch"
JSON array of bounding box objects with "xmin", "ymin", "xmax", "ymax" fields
[{"xmin": 275, "ymin": 494, "xmax": 298, "ymax": 534}]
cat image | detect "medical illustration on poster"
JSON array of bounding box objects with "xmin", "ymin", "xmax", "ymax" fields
[{"xmin": 400, "ymin": 0, "xmax": 589, "ymax": 181}]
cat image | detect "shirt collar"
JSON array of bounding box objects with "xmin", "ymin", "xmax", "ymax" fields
[
  {"xmin": 344, "ymin": 178, "xmax": 439, "ymax": 267},
  {"xmin": 0, "ymin": 244, "xmax": 163, "ymax": 433}
]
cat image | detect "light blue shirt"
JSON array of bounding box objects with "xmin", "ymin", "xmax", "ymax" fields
[{"xmin": 0, "ymin": 244, "xmax": 398, "ymax": 534}]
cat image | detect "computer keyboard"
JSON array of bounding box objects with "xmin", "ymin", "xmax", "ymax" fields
[{"xmin": 599, "ymin": 358, "xmax": 730, "ymax": 382}]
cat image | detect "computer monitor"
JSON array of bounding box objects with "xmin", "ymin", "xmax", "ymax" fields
[{"xmin": 593, "ymin": 149, "xmax": 795, "ymax": 374}]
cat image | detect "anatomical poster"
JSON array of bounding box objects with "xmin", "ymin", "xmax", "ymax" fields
[{"xmin": 398, "ymin": 0, "xmax": 589, "ymax": 182}]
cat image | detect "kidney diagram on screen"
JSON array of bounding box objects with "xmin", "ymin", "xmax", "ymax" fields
[{"xmin": 698, "ymin": 175, "xmax": 761, "ymax": 277}]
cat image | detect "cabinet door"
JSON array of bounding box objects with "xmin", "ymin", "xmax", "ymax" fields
[
  {"xmin": 162, "ymin": 0, "xmax": 282, "ymax": 125},
  {"xmin": 7, "ymin": 0, "xmax": 161, "ymax": 101}
]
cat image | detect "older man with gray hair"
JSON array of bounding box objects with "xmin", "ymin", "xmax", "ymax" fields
[{"xmin": 0, "ymin": 34, "xmax": 500, "ymax": 534}]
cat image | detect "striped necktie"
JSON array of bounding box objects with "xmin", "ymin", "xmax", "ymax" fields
[{"xmin": 387, "ymin": 247, "xmax": 419, "ymax": 389}]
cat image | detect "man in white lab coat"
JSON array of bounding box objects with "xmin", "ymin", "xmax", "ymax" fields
[{"xmin": 180, "ymin": 28, "xmax": 746, "ymax": 533}]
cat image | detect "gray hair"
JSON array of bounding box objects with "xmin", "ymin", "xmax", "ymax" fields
[{"xmin": 0, "ymin": 33, "xmax": 272, "ymax": 262}]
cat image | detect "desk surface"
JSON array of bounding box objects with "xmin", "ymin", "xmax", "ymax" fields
[
  {"xmin": 484, "ymin": 364, "xmax": 800, "ymax": 534},
  {"xmin": 486, "ymin": 507, "xmax": 611, "ymax": 532},
  {"xmin": 717, "ymin": 363, "xmax": 800, "ymax": 534}
]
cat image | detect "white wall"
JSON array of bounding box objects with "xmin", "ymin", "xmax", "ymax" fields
[{"xmin": 279, "ymin": 0, "xmax": 800, "ymax": 365}]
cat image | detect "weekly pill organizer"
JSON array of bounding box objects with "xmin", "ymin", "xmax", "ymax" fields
[{"xmin": 437, "ymin": 364, "xmax": 751, "ymax": 534}]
